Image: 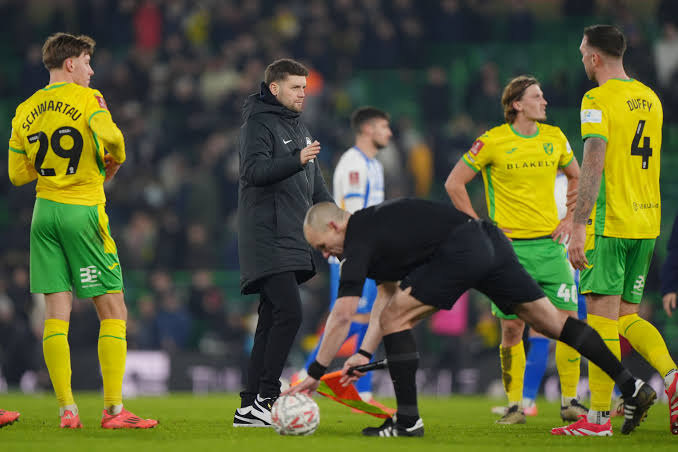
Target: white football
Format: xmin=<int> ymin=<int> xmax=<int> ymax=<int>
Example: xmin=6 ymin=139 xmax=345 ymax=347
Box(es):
xmin=271 ymin=393 xmax=319 ymax=436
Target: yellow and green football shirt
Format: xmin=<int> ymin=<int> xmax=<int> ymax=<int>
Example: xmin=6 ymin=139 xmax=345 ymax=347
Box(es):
xmin=580 ymin=78 xmax=662 ymax=239
xmin=8 ymin=82 xmax=126 ymax=206
xmin=461 ymin=123 xmax=574 ymax=239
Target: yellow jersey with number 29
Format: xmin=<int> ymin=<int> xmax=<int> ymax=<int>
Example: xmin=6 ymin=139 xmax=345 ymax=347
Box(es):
xmin=581 ymin=78 xmax=662 ymax=239
xmin=461 ymin=122 xmax=574 ymax=239
xmin=8 ymin=82 xmax=125 ymax=206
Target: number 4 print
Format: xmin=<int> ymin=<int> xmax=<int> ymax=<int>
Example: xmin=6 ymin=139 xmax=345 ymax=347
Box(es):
xmin=631 ymin=120 xmax=652 ymax=169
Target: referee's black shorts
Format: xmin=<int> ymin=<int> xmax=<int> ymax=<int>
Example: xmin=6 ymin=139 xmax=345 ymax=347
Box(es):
xmin=400 ymin=219 xmax=545 ymax=315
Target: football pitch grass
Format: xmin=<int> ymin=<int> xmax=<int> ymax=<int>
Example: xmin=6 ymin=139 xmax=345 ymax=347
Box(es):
xmin=1 ymin=393 xmax=675 ymax=451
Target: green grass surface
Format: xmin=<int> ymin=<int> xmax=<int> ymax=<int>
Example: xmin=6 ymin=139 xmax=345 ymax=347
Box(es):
xmin=0 ymin=393 xmax=674 ymax=451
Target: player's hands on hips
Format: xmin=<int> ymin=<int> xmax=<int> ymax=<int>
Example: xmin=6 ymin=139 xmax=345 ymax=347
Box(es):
xmin=340 ymin=353 xmax=369 ymax=386
xmin=663 ymin=292 xmax=677 ymax=317
xmin=568 ymin=223 xmax=589 ymax=270
xmin=282 ymin=375 xmax=319 ymax=396
xmin=300 ymin=140 xmax=320 ymax=165
xmin=552 ymin=216 xmax=573 ymax=244
xmin=104 ymin=154 xmax=121 ymax=182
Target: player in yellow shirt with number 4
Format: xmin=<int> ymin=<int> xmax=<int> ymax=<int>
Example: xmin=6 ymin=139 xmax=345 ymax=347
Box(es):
xmin=8 ymin=33 xmax=157 ymax=429
xmin=553 ymin=24 xmax=676 ymax=437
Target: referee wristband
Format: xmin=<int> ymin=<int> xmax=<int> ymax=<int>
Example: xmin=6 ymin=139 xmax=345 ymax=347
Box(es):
xmin=307 ymin=360 xmax=327 ymax=380
xmin=357 ymin=349 xmax=373 ymax=360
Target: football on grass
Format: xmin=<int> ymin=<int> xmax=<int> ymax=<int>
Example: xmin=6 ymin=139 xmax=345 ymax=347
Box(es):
xmin=271 ymin=393 xmax=319 ymax=436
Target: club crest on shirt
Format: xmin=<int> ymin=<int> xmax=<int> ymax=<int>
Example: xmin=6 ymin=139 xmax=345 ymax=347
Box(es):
xmin=306 ymin=137 xmax=312 ymax=146
xmin=95 ymin=95 xmax=108 ymax=110
xmin=470 ymin=140 xmax=484 ymax=155
xmin=543 ymin=143 xmax=553 ymax=155
xmin=349 ymin=171 xmax=360 ymax=186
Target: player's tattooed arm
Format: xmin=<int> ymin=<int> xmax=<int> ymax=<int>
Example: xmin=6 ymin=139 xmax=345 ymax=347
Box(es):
xmin=573 ymin=137 xmax=606 ymax=225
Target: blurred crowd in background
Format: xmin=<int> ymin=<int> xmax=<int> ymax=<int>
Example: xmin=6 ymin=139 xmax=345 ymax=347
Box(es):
xmin=1 ymin=0 xmax=678 ymax=390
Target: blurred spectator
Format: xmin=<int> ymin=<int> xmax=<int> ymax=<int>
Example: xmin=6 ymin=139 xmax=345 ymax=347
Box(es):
xmin=465 ymin=62 xmax=502 ymax=124
xmin=506 ymin=0 xmax=535 ymax=42
xmin=133 ymin=0 xmax=163 ymax=52
xmin=155 ymin=293 xmax=191 ymax=351
xmin=662 ymin=214 xmax=678 ymax=318
xmin=562 ymin=0 xmax=596 ymax=16
xmin=420 ymin=66 xmax=452 ymax=135
xmin=654 ymin=22 xmax=678 ymax=90
xmin=129 ymin=295 xmax=159 ymax=349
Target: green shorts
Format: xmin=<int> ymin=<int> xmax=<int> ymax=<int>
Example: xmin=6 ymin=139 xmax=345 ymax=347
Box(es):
xmin=579 ymin=234 xmax=655 ymax=303
xmin=492 ymin=238 xmax=576 ymax=320
xmin=30 ymin=198 xmax=123 ymax=298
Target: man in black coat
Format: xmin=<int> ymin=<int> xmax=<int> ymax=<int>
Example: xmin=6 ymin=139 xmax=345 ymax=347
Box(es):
xmin=234 ymin=58 xmax=333 ymax=427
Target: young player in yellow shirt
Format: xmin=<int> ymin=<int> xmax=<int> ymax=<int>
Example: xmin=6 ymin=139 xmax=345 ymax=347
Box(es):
xmin=8 ymin=32 xmax=157 ymax=429
xmin=446 ymin=75 xmax=585 ymax=424
xmin=554 ymin=24 xmax=676 ymax=437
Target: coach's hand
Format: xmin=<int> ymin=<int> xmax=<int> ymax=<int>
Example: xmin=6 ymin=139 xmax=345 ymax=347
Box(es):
xmin=340 ymin=353 xmax=369 ymax=386
xmin=104 ymin=154 xmax=121 ymax=182
xmin=300 ymin=140 xmax=321 ymax=165
xmin=663 ymin=292 xmax=676 ymax=317
xmin=282 ymin=375 xmax=319 ymax=396
xmin=568 ymin=223 xmax=589 ymax=270
xmin=552 ymin=215 xmax=572 ymax=245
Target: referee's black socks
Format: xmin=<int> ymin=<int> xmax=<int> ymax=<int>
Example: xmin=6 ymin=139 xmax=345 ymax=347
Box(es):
xmin=559 ymin=317 xmax=636 ymax=398
xmin=383 ymin=330 xmax=420 ymax=427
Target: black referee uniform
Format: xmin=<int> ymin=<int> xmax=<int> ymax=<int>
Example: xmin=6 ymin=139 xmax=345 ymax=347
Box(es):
xmin=338 ymin=198 xmax=544 ymax=313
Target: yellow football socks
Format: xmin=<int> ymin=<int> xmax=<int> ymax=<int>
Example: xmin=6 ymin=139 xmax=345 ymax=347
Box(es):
xmin=619 ymin=313 xmax=677 ymax=378
xmin=499 ymin=341 xmax=525 ymax=406
xmin=43 ymin=319 xmax=75 ymax=408
xmin=555 ymin=340 xmax=580 ymax=400
xmin=98 ymin=319 xmax=127 ymax=409
xmin=587 ymin=314 xmax=620 ymax=412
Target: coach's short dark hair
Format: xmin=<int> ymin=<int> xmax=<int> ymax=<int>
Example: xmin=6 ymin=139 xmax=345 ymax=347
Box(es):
xmin=264 ymin=59 xmax=309 ymax=85
xmin=350 ymin=107 xmax=390 ymax=134
xmin=584 ymin=25 xmax=626 ymax=58
xmin=42 ymin=32 xmax=96 ymax=70
xmin=501 ymin=75 xmax=539 ymax=124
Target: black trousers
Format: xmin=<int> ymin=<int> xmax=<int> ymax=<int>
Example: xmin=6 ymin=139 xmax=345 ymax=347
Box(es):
xmin=240 ymin=271 xmax=303 ymax=403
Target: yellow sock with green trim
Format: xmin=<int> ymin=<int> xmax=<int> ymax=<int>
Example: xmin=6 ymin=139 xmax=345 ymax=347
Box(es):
xmin=555 ymin=340 xmax=580 ymax=400
xmin=618 ymin=313 xmax=677 ymax=377
xmin=587 ymin=314 xmax=619 ymax=411
xmin=98 ymin=319 xmax=127 ymax=408
xmin=499 ymin=341 xmax=525 ymax=405
xmin=43 ymin=319 xmax=75 ymax=407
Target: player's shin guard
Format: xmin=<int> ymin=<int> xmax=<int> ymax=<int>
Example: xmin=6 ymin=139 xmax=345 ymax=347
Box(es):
xmin=98 ymin=319 xmax=127 ymax=410
xmin=558 ymin=316 xmax=634 ymax=402
xmin=499 ymin=341 xmax=525 ymax=406
xmin=555 ymin=340 xmax=581 ymax=400
xmin=383 ymin=330 xmax=419 ymax=427
xmin=618 ymin=314 xmax=677 ymax=377
xmin=43 ymin=319 xmax=75 ymax=408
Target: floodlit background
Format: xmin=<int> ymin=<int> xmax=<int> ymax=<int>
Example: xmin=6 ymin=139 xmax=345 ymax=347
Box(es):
xmin=1 ymin=0 xmax=677 ymax=399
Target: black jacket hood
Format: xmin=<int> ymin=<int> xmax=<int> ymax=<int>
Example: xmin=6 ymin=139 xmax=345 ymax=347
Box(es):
xmin=242 ymin=82 xmax=301 ymax=121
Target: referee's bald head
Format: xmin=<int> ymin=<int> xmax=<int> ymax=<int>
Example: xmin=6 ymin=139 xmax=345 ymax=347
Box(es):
xmin=304 ymin=202 xmax=347 ymax=232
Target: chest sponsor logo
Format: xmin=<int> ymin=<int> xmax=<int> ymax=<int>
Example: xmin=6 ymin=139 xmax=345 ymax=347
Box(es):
xmin=506 ymin=160 xmax=556 ymax=170
xmin=469 ymin=140 xmax=484 ymax=155
xmin=581 ymin=109 xmax=602 ymax=124
xmin=349 ymin=171 xmax=360 ymax=186
xmin=543 ymin=143 xmax=553 ymax=155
